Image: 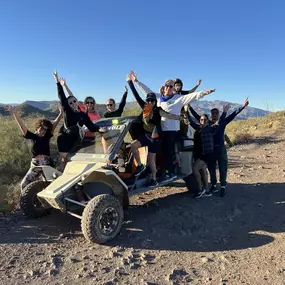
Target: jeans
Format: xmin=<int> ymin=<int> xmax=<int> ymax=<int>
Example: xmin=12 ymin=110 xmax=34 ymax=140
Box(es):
xmin=162 ymin=131 xmax=177 ymax=174
xmin=210 ymin=145 xmax=228 ymax=187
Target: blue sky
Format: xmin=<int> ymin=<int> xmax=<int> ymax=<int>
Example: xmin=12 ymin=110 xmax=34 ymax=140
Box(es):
xmin=0 ymin=0 xmax=284 ymax=111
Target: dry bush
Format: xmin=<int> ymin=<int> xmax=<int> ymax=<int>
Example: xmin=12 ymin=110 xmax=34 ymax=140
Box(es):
xmin=226 ymin=110 xmax=285 ymax=144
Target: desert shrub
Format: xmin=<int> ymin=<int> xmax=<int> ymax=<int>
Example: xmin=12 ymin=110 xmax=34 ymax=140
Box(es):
xmin=232 ymin=132 xmax=254 ymax=145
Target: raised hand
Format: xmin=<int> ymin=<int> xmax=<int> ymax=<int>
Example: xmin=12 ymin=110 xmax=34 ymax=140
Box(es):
xmin=59 ymin=77 xmax=66 ymax=87
xmin=4 ymin=105 xmax=16 ymax=114
xmin=124 ymin=85 xmax=128 ymax=92
xmin=204 ymin=88 xmax=216 ymax=95
xmin=242 ymin=97 xmax=249 ymax=108
xmin=126 ymin=73 xmax=131 ymax=82
xmin=130 ymin=70 xmax=138 ymax=82
xmin=52 ymin=71 xmax=59 ymax=82
xmin=197 ymin=79 xmax=202 ymax=86
xmin=223 ymin=103 xmax=230 ymax=113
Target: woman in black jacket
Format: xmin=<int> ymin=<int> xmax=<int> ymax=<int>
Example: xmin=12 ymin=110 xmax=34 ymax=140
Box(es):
xmin=52 ymin=71 xmax=100 ymax=170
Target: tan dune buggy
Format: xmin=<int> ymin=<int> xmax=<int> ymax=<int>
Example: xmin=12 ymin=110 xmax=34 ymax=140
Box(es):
xmin=20 ymin=116 xmax=195 ymax=244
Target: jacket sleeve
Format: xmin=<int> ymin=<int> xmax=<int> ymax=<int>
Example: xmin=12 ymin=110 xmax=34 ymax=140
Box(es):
xmin=57 ymin=82 xmax=69 ymax=109
xmin=224 ymin=106 xmax=245 ymax=125
xmin=116 ymin=90 xmax=128 ymax=116
xmin=179 ymin=90 xmax=207 ymax=106
xmin=127 ymin=80 xmax=145 ymax=109
xmin=135 ymin=80 xmax=161 ymax=98
xmin=83 ymin=114 xmax=99 ymax=132
xmin=180 ymin=84 xmax=199 ymax=95
xmin=188 ymin=106 xmax=201 ymax=121
xmin=159 ymin=108 xmax=181 ymax=120
xmin=186 ymin=113 xmax=200 ymax=131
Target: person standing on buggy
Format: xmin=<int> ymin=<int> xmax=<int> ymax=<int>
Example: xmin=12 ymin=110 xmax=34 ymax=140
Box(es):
xmin=59 ymin=78 xmax=101 ymax=138
xmin=126 ymin=73 xmax=186 ymax=187
xmin=52 ymin=71 xmax=101 ymax=170
xmin=4 ymin=104 xmax=63 ymax=192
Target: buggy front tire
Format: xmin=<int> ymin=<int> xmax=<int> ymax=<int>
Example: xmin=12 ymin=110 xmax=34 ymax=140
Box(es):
xmin=20 ymin=181 xmax=51 ymax=218
xmin=81 ymin=194 xmax=124 ymax=244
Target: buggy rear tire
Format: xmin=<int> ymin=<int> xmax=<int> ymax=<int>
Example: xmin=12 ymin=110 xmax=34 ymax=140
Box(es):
xmin=20 ymin=181 xmax=51 ymax=218
xmin=81 ymin=194 xmax=124 ymax=244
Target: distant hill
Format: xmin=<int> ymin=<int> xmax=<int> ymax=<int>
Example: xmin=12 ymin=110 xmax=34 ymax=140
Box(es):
xmin=190 ymin=100 xmax=269 ymax=120
xmin=1 ymin=99 xmax=270 ymax=120
xmin=0 ymin=103 xmax=56 ymax=118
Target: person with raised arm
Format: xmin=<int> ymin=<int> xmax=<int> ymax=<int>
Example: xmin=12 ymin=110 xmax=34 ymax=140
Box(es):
xmin=52 ymin=71 xmax=101 ymax=170
xmin=104 ymin=86 xmax=128 ymax=118
xmin=4 ymin=105 xmax=62 ymax=192
xmin=60 ymin=78 xmax=100 ymax=137
xmin=189 ymin=97 xmax=249 ymax=197
xmin=187 ymin=104 xmax=230 ymax=198
xmin=126 ymin=73 xmax=187 ymax=187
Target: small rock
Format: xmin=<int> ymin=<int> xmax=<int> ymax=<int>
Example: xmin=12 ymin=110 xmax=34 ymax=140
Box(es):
xmin=130 ymin=263 xmax=140 ymax=270
xmin=47 ymin=269 xmax=58 ymax=276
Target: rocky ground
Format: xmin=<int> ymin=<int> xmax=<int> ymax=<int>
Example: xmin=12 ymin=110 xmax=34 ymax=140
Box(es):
xmin=1 ymin=135 xmax=285 ymax=285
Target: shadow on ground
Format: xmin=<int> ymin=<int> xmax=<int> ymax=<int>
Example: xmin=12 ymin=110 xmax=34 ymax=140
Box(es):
xmin=1 ymin=182 xmax=285 ymax=254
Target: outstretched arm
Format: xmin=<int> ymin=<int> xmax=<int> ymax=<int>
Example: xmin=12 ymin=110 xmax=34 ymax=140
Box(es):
xmin=188 ymin=105 xmax=201 ymax=121
xmin=130 ymin=70 xmax=160 ymax=97
xmin=180 ymin=88 xmax=216 ymax=106
xmin=180 ymin=79 xmax=202 ymax=95
xmin=126 ymin=74 xmax=145 ymax=109
xmin=116 ymin=86 xmax=128 ymax=115
xmin=52 ymin=105 xmax=63 ymax=133
xmin=53 ymin=72 xmax=69 ymax=109
xmin=185 ymin=112 xmax=200 ymax=131
xmin=224 ymin=97 xmax=249 ymax=125
xmin=5 ymin=105 xmax=28 ymax=136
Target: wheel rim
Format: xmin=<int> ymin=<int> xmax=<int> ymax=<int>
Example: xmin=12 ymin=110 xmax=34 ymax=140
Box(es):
xmin=32 ymin=193 xmax=43 ymax=210
xmin=98 ymin=207 xmax=119 ymax=235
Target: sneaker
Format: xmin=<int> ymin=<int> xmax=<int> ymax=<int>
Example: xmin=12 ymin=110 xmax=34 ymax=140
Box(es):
xmin=134 ymin=164 xmax=145 ymax=176
xmin=148 ymin=179 xmax=159 ymax=188
xmin=193 ymin=189 xmax=206 ymax=199
xmin=220 ymin=186 xmax=226 ymax=197
xmin=204 ymin=191 xmax=212 ymax=197
xmin=164 ymin=173 xmax=177 ymax=181
xmin=210 ymin=184 xmax=218 ymax=193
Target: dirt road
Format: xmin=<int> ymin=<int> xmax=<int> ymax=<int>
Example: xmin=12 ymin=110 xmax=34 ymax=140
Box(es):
xmin=1 ymin=135 xmax=285 ymax=285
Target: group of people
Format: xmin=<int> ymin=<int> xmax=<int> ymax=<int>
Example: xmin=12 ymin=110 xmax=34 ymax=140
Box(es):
xmin=5 ymin=70 xmax=249 ymax=198
xmin=5 ymin=71 xmax=129 ymax=192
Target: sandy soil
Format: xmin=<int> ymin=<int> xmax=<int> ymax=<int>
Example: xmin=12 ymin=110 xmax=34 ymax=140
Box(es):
xmin=1 ymin=135 xmax=285 ymax=285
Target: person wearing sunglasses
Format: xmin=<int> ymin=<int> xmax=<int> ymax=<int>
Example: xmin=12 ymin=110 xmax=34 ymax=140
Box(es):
xmin=4 ymin=104 xmax=63 ymax=192
xmin=104 ymin=86 xmax=128 ymax=118
xmin=52 ymin=71 xmax=101 ymax=170
xmin=129 ymin=71 xmax=216 ymax=180
xmin=187 ymin=104 xmax=229 ymax=198
xmin=79 ymin=96 xmax=101 ymax=137
xmin=188 ymin=97 xmax=249 ymax=197
xmin=126 ymin=73 xmax=186 ymax=187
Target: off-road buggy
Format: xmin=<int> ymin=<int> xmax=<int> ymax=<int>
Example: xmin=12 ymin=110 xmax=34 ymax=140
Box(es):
xmin=20 ymin=116 xmax=195 ymax=244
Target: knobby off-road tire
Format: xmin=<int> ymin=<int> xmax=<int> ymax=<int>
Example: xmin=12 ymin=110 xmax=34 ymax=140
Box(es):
xmin=81 ymin=194 xmax=124 ymax=244
xmin=20 ymin=181 xmax=51 ymax=218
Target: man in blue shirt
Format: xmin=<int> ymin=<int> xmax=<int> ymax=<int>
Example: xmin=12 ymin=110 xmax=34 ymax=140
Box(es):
xmin=189 ymin=97 xmax=249 ymax=197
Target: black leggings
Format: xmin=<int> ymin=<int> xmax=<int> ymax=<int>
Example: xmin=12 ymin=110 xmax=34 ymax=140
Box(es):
xmin=162 ymin=131 xmax=177 ymax=174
